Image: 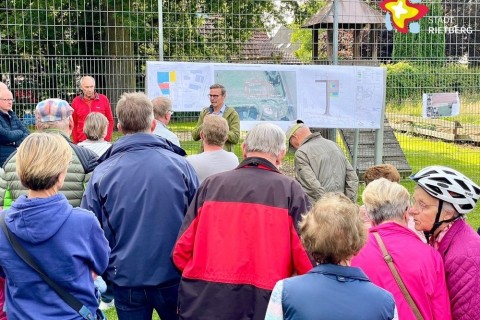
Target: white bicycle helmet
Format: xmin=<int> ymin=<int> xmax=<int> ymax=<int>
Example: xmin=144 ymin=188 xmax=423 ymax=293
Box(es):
xmin=410 ymin=165 xmax=480 ymax=215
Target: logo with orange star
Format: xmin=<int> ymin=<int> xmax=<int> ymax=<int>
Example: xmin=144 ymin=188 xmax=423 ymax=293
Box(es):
xmin=380 ymin=0 xmax=429 ymax=33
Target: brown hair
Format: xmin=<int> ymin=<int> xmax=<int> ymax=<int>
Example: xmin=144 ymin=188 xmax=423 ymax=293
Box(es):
xmin=202 ymin=115 xmax=228 ymax=146
xmin=116 ymin=92 xmax=153 ymax=134
xmin=299 ymin=193 xmax=366 ymax=264
xmin=364 ymin=164 xmax=400 ymax=185
xmin=151 ymin=96 xmax=172 ymax=118
xmin=210 ymin=83 xmax=226 ymax=96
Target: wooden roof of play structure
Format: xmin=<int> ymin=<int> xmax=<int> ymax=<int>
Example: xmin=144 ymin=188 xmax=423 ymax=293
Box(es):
xmin=303 ymin=0 xmax=384 ymax=29
xmin=301 ymin=0 xmax=385 ymax=62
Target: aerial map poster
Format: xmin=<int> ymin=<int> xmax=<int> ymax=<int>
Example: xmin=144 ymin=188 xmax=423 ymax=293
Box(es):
xmin=146 ymin=61 xmax=386 ymax=130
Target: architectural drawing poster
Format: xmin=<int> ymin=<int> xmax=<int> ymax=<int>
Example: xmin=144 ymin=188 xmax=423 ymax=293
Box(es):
xmin=146 ymin=61 xmax=386 ymax=130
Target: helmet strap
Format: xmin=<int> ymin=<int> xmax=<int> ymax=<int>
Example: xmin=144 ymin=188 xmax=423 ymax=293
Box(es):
xmin=425 ymin=200 xmax=444 ymax=245
xmin=425 ymin=200 xmax=461 ymax=245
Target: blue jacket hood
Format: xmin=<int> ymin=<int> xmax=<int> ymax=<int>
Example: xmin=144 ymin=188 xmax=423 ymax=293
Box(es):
xmin=98 ymin=133 xmax=186 ymax=163
xmin=6 ymin=194 xmax=72 ymax=244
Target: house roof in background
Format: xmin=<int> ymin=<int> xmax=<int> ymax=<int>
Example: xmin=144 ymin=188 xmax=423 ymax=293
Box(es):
xmin=270 ymin=26 xmax=300 ymax=57
xmin=237 ymin=31 xmax=302 ymax=64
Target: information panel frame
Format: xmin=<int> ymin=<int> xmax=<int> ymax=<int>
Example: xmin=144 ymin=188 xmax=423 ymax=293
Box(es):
xmin=146 ymin=61 xmax=386 ymax=130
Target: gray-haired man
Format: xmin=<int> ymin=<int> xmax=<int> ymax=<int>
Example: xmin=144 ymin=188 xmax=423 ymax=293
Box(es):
xmin=173 ymin=123 xmax=312 ymax=319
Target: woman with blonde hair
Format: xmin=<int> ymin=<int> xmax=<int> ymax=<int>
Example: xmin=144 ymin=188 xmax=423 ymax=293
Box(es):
xmin=352 ymin=178 xmax=451 ymax=320
xmin=265 ymin=192 xmax=397 ymax=320
xmin=0 ymin=132 xmax=110 ymax=319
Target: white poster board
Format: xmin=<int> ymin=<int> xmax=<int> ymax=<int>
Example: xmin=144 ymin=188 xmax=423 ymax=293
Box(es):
xmin=422 ymin=92 xmax=460 ymax=118
xmin=146 ymin=61 xmax=386 ymax=130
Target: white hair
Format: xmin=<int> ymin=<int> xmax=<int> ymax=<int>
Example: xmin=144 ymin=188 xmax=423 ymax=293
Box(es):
xmin=363 ymin=178 xmax=410 ymax=225
xmin=244 ymin=123 xmax=286 ymax=157
xmin=80 ymin=76 xmax=95 ymax=86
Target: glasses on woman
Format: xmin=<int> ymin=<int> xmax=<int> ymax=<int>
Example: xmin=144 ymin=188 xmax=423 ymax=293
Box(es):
xmin=410 ymin=198 xmax=437 ymax=213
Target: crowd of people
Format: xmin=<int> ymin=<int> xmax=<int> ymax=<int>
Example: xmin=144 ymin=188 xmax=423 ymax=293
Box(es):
xmin=0 ymin=79 xmax=479 ymax=320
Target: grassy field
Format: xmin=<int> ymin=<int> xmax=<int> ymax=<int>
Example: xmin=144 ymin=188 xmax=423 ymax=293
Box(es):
xmin=103 ymin=309 xmax=160 ymax=319
xmin=384 ymin=99 xmax=480 ymax=228
xmin=386 ymin=98 xmax=480 ymax=125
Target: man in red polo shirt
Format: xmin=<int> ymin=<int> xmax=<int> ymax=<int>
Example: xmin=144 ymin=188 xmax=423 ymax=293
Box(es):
xmin=71 ymin=76 xmax=114 ymax=143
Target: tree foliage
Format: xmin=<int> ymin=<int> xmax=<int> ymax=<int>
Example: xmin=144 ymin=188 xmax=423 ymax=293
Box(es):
xmin=288 ymin=0 xmax=326 ymax=63
xmin=443 ymin=0 xmax=480 ymax=64
xmin=392 ymin=0 xmax=445 ymax=62
xmin=0 ymin=0 xmax=319 ymax=97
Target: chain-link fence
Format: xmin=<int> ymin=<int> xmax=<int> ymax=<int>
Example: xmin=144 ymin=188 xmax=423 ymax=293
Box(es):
xmin=1 ymin=0 xmax=479 ymax=208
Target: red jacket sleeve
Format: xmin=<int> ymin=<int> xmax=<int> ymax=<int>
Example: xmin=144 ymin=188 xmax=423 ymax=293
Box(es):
xmin=103 ymin=96 xmax=114 ymax=142
xmin=172 ymin=186 xmax=205 ymax=272
xmin=71 ymin=98 xmax=80 ymax=143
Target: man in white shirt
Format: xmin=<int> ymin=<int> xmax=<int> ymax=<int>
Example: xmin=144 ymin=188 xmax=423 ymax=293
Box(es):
xmin=187 ymin=115 xmax=239 ymax=183
xmin=151 ymin=96 xmax=181 ymax=147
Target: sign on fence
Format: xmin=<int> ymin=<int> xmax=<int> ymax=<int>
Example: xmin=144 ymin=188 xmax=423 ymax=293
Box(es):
xmin=422 ymin=92 xmax=460 ymax=118
xmin=146 ymin=62 xmax=386 ymax=130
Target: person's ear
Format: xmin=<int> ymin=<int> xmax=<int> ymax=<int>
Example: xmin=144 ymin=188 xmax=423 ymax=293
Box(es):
xmin=150 ymin=119 xmax=157 ymax=132
xmin=241 ymin=142 xmax=247 ymax=159
xmin=68 ymin=116 xmax=74 ymax=130
xmin=56 ymin=170 xmax=68 ymax=190
xmin=442 ymin=208 xmax=456 ymax=221
xmin=403 ymin=209 xmax=409 ymax=224
xmin=117 ymin=122 xmax=123 ymax=134
xmin=275 ymin=149 xmax=286 ymax=167
xmin=200 ymin=131 xmax=204 ymax=140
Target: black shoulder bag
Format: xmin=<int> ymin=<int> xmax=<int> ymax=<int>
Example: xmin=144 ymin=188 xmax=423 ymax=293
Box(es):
xmin=0 ymin=214 xmax=105 ymax=320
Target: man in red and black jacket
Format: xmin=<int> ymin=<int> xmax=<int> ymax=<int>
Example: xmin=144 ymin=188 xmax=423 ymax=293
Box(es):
xmin=173 ymin=123 xmax=313 ymax=320
xmin=71 ymin=76 xmax=114 ymax=143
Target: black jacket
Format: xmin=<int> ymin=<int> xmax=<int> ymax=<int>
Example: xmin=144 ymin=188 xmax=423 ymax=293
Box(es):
xmin=0 ymin=110 xmax=29 ymax=166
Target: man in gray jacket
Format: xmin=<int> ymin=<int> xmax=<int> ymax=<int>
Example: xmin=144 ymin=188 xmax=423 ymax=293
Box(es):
xmin=286 ymin=121 xmax=358 ymax=205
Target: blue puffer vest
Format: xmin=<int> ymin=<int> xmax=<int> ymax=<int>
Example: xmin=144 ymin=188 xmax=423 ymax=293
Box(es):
xmin=282 ymin=264 xmax=396 ymax=320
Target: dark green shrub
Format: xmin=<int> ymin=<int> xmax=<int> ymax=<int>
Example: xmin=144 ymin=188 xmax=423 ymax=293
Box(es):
xmin=385 ymin=62 xmax=480 ymax=103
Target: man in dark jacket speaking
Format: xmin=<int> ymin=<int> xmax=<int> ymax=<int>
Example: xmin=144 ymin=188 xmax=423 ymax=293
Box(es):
xmin=82 ymin=92 xmax=199 ymax=320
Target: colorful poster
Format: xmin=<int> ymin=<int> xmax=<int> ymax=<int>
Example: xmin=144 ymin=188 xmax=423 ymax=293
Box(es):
xmin=422 ymin=92 xmax=460 ymax=118
xmin=146 ymin=62 xmax=386 ymax=129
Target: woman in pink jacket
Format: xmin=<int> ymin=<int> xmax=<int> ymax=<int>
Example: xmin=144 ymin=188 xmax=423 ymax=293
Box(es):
xmin=410 ymin=166 xmax=480 ymax=319
xmin=352 ymin=178 xmax=451 ymax=320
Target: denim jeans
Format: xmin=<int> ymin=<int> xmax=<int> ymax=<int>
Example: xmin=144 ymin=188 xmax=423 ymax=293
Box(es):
xmin=113 ymin=283 xmax=179 ymax=320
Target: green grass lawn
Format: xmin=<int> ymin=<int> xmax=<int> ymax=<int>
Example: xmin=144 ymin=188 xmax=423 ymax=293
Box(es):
xmin=103 ymin=309 xmax=160 ymax=319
